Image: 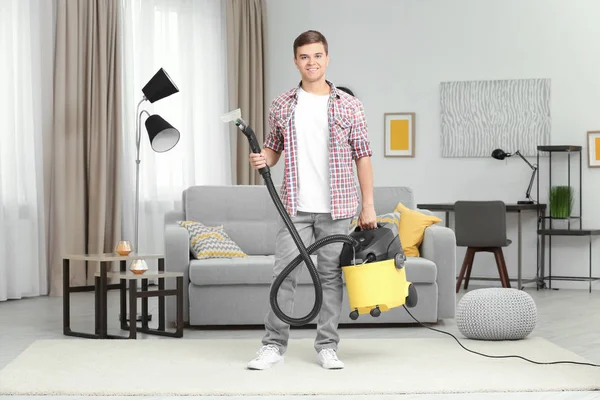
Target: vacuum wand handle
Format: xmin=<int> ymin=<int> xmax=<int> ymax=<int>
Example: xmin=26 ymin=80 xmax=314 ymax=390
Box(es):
xmin=246 ymin=127 xmax=262 ymax=154
xmin=238 ymin=122 xmax=270 ymax=175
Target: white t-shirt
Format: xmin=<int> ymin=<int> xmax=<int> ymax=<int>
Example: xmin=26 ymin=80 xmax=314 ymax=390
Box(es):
xmin=295 ymin=87 xmax=331 ymax=213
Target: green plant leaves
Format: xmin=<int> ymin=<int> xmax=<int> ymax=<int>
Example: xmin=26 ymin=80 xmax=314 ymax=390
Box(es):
xmin=549 ymin=185 xmax=574 ymax=219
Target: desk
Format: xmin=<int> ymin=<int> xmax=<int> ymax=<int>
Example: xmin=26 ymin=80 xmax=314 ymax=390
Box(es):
xmin=416 ymin=203 xmax=546 ymax=290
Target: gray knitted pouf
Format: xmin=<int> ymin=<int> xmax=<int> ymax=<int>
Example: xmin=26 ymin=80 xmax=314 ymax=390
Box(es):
xmin=456 ymin=288 xmax=537 ymax=340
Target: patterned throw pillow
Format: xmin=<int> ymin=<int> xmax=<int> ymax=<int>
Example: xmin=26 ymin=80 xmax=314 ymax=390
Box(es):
xmin=177 ymin=221 xmax=247 ymax=260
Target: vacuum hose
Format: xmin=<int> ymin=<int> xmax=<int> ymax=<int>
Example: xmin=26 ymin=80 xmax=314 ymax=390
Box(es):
xmin=234 ymin=119 xmax=358 ymax=326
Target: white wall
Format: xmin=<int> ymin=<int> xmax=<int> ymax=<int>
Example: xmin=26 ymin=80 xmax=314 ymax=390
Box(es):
xmin=263 ymin=0 xmax=600 ymax=289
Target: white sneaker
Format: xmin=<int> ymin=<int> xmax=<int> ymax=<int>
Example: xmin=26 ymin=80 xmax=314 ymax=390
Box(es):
xmin=247 ymin=344 xmax=284 ymax=370
xmin=317 ymin=348 xmax=344 ymax=369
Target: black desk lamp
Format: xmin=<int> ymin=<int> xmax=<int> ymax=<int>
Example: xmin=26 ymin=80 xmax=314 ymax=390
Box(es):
xmin=134 ymin=68 xmax=181 ymax=251
xmin=491 ymin=148 xmax=538 ymax=204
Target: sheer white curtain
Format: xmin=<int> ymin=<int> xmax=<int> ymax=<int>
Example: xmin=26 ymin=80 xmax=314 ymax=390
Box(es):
xmin=120 ymin=0 xmax=231 ymax=265
xmin=0 ymin=0 xmax=53 ymax=301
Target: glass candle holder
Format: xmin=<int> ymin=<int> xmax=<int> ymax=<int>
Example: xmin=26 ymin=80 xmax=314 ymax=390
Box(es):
xmin=115 ymin=240 xmax=133 ymax=256
xmin=130 ymin=259 xmax=148 ymax=275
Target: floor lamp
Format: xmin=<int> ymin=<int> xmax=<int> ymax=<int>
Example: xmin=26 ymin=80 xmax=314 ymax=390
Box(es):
xmin=134 ymin=68 xmax=181 ymax=253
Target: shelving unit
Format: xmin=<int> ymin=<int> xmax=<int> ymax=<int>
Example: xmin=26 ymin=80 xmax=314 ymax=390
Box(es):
xmin=536 ymin=145 xmax=600 ymax=292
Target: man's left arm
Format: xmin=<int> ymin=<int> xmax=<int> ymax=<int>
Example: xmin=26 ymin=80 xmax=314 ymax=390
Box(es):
xmin=356 ymin=156 xmax=376 ymax=227
xmin=350 ymin=101 xmax=376 ymax=229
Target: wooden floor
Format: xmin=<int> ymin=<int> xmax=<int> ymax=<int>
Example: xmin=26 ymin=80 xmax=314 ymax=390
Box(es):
xmin=1 ymin=285 xmax=599 ymax=399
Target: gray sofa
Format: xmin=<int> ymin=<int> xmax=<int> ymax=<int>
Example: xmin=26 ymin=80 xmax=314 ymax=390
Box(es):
xmin=164 ymin=185 xmax=456 ymax=327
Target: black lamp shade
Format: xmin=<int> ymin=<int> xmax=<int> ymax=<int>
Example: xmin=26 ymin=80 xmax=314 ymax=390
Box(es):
xmin=491 ymin=149 xmax=508 ymax=160
xmin=145 ymin=114 xmax=180 ymax=152
xmin=142 ymin=68 xmax=179 ymax=103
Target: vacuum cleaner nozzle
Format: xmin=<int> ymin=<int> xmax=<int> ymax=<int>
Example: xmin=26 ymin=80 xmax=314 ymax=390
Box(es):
xmin=221 ymin=109 xmax=249 ymax=131
xmin=235 ymin=118 xmax=249 ymax=130
xmin=221 ymin=108 xmax=242 ymax=123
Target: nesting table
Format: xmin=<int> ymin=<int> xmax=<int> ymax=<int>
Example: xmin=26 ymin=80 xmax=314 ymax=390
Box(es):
xmin=62 ymin=253 xmax=183 ymax=339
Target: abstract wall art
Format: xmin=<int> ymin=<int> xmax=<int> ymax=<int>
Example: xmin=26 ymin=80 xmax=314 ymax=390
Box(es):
xmin=440 ymin=78 xmax=551 ymax=158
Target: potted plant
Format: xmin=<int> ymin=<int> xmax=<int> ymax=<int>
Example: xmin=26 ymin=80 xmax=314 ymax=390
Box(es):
xmin=549 ymin=185 xmax=574 ymax=219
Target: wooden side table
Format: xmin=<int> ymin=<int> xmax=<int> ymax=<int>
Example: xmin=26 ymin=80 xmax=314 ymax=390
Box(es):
xmin=94 ymin=271 xmax=184 ymax=339
xmin=62 ymin=253 xmax=164 ymax=339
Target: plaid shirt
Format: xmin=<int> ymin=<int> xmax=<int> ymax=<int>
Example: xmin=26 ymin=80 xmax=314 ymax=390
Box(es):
xmin=264 ymin=81 xmax=373 ymax=219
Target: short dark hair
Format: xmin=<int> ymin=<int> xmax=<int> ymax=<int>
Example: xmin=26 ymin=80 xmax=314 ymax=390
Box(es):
xmin=293 ymin=30 xmax=328 ymax=58
xmin=337 ymin=86 xmax=354 ymax=96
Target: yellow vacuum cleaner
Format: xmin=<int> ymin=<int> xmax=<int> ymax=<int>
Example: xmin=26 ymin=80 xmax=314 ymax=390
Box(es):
xmin=223 ymin=109 xmax=417 ymax=326
xmin=339 ymin=224 xmax=418 ymax=320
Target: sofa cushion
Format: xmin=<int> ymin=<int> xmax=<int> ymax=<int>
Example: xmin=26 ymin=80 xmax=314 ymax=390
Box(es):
xmin=183 ymin=185 xmax=279 ymax=256
xmin=361 ymin=186 xmax=416 ymax=215
xmin=189 ymin=255 xmax=274 ymax=285
xmin=189 ymin=255 xmax=436 ymax=286
xmin=182 ymin=185 xmax=417 ymax=257
xmin=189 ymin=255 xmax=315 ymax=285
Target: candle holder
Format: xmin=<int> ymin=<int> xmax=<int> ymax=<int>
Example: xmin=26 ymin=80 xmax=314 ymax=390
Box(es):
xmin=115 ymin=240 xmax=133 ymax=256
xmin=130 ymin=259 xmax=148 ymax=275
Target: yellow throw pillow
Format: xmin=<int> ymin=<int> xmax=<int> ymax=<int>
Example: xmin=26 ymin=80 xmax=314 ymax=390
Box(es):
xmin=393 ymin=202 xmax=442 ymax=257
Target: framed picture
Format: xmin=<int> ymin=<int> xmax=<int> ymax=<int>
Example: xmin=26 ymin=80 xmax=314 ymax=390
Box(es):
xmin=587 ymin=130 xmax=600 ymax=168
xmin=384 ymin=112 xmax=415 ymax=157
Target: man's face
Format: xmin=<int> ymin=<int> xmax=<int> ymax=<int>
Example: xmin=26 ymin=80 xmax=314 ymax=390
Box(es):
xmin=294 ymin=42 xmax=329 ymax=84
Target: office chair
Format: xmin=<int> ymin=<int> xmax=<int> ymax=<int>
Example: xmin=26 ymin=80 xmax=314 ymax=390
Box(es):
xmin=454 ymin=200 xmax=512 ymax=292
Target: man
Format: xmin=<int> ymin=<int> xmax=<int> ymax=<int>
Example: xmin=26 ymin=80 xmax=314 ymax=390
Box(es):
xmin=247 ymin=30 xmax=376 ymax=370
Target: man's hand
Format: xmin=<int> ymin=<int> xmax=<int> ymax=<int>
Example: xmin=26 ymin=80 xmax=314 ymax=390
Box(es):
xmin=358 ymin=204 xmax=377 ymax=230
xmin=249 ymin=150 xmax=267 ymax=170
xmin=249 ymin=148 xmax=281 ymax=170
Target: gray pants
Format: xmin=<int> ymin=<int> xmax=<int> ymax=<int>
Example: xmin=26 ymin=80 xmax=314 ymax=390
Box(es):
xmin=262 ymin=211 xmax=351 ymax=354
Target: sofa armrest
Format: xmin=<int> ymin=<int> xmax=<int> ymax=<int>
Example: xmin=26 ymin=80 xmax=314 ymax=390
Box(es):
xmin=164 ymin=211 xmax=190 ymax=326
xmin=420 ymin=224 xmax=456 ymax=319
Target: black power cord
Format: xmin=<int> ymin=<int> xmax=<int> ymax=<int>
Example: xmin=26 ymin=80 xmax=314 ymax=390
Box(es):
xmin=402 ymin=305 xmax=600 ymax=368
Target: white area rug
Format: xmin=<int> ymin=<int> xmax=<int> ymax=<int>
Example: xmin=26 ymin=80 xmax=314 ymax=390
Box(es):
xmin=0 ymin=337 xmax=599 ymax=396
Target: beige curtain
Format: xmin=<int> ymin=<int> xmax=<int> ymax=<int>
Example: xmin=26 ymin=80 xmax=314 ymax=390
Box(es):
xmin=226 ymin=0 xmax=266 ymax=185
xmin=49 ymin=0 xmax=123 ymax=295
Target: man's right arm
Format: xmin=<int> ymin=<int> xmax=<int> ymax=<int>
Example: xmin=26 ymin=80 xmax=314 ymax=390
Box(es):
xmin=250 ymin=102 xmax=284 ymax=169
xmin=262 ymin=102 xmax=285 ymax=167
